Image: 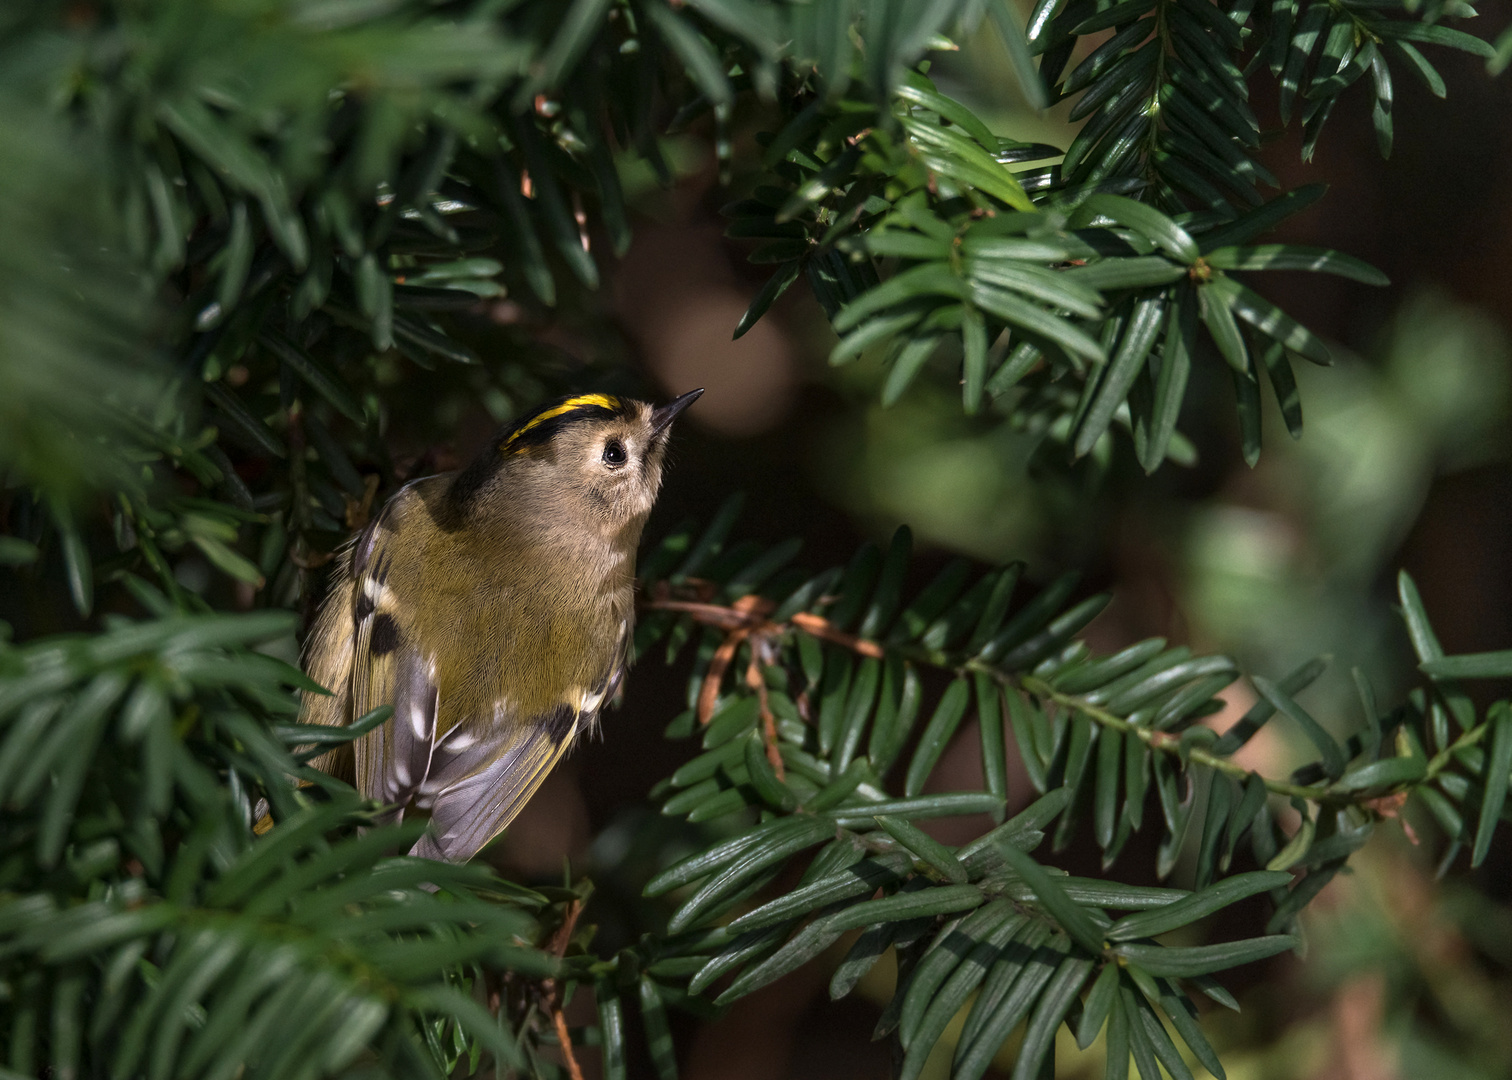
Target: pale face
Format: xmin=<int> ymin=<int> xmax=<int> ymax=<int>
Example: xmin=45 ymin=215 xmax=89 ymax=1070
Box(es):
xmin=456 ymin=393 xmax=697 ymax=547
xmin=555 ymin=406 xmax=668 ymax=528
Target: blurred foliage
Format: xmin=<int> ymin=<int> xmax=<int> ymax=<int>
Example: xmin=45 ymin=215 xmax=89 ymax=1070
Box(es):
xmin=0 ymin=85 xmax=153 ymax=502
xmin=0 ymin=0 xmax=1509 ymax=1078
xmin=1183 ymin=292 xmax=1511 ymax=674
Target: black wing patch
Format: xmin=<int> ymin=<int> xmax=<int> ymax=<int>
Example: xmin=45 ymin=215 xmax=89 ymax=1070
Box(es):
xmin=369 ymin=613 xmax=400 ymax=656
xmin=348 ymin=513 xmax=437 ymax=818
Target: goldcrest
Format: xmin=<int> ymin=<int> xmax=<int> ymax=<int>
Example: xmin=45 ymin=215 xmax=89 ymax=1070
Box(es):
xmin=300 ymin=389 xmax=703 ymax=861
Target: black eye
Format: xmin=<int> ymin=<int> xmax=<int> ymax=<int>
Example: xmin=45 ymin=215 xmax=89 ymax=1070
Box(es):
xmin=602 ymin=439 xmax=627 ymax=467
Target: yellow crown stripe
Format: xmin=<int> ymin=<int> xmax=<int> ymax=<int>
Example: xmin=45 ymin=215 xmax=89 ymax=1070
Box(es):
xmin=503 ymin=394 xmax=622 ymax=450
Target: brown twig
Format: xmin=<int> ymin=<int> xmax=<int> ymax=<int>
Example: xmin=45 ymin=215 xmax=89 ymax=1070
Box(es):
xmin=641 ymin=594 xmax=887 ymax=659
xmin=550 ymin=1009 xmax=584 ymax=1080
xmin=649 ymin=597 xmax=767 ymax=631
xmin=538 ymin=899 xmax=586 ymax=1080
xmin=745 ymin=637 xmax=785 ymax=779
xmin=643 ymin=589 xmax=1450 ymax=838
xmin=694 ymin=594 xmax=776 ymax=724
xmin=699 ymin=628 xmax=751 ymax=724
xmin=789 ymin=612 xmax=886 ymax=659
xmin=547 ymin=898 xmax=583 ymax=958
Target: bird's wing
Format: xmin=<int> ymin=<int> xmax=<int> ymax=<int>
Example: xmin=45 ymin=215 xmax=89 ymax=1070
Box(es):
xmin=348 ymin=514 xmax=437 ymax=815
xmin=297 ymin=546 xmax=359 ymax=781
xmin=409 ymin=623 xmax=630 ymax=863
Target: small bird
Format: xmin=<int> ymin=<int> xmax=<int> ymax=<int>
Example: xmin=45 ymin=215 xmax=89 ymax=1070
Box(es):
xmin=300 ymin=389 xmax=703 ymax=862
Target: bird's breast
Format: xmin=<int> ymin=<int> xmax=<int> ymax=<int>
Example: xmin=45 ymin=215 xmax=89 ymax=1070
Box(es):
xmin=412 ymin=536 xmax=633 ymax=728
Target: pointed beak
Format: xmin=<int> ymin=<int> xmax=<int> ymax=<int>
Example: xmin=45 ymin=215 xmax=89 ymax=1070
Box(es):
xmin=650 ymin=388 xmax=704 ymax=438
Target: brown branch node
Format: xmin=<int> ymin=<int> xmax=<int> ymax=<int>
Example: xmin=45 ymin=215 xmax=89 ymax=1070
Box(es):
xmin=642 ymin=594 xmax=886 ymax=756
xmin=641 ymin=591 xmax=898 ymax=777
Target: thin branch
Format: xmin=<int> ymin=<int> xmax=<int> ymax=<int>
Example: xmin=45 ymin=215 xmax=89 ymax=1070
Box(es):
xmin=790 ymin=612 xmax=886 ymax=658
xmin=641 ymin=594 xmax=891 ymax=659
xmin=1023 ymin=675 xmax=1322 ymax=801
xmin=699 ymin=628 xmax=751 ymax=723
xmin=643 ymin=590 xmax=1463 ymax=821
xmin=745 ymin=637 xmax=786 ymax=778
xmin=1026 ymin=675 xmax=1492 ymax=810
xmin=538 ymin=899 xmax=586 ymax=1080
xmin=551 ymin=1009 xmax=585 ymax=1080
xmin=645 ymin=597 xmax=763 ymax=631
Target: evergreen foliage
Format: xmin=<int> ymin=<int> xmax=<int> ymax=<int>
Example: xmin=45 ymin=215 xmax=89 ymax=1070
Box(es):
xmin=0 ymin=0 xmax=1508 ymax=1077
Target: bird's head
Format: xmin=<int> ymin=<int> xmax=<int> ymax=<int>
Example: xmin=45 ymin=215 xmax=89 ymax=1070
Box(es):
xmin=445 ymin=389 xmax=703 ymax=541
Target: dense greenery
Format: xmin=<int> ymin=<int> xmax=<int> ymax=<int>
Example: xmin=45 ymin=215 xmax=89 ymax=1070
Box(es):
xmin=1 ymin=0 xmax=1509 ymax=1077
